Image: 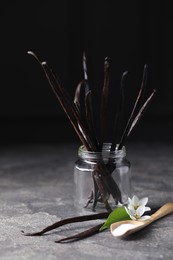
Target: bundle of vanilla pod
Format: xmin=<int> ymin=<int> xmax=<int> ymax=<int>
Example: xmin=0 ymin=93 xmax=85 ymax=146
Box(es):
xmin=28 ymin=51 xmax=156 ymax=212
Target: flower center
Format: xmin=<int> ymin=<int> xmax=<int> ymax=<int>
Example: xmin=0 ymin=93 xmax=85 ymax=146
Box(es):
xmin=134 ymin=212 xmax=140 ymax=219
xmin=133 ymin=204 xmax=139 ymax=210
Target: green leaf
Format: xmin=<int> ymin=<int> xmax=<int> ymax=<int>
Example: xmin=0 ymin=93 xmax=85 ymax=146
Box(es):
xmin=99 ymin=207 xmax=130 ymax=232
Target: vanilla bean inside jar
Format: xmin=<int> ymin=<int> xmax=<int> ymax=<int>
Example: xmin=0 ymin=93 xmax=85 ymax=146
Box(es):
xmin=74 ymin=143 xmax=131 ymax=212
xmin=27 ymin=51 xmax=156 ymax=213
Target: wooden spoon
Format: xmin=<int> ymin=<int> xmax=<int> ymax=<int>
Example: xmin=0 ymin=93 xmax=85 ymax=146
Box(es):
xmin=110 ymin=202 xmax=173 ymax=238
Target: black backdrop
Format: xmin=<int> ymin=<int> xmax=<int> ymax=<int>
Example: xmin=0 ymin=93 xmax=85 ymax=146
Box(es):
xmin=0 ymin=1 xmax=172 ymax=144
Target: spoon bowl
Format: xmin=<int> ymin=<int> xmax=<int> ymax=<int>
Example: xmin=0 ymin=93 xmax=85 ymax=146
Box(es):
xmin=110 ymin=202 xmax=173 ymax=238
xmin=110 ymin=219 xmax=150 ymax=237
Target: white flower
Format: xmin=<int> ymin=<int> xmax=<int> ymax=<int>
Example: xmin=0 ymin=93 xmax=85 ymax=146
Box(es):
xmin=125 ymin=195 xmax=151 ymax=221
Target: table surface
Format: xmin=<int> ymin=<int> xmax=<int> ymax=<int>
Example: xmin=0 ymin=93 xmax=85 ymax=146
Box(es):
xmin=0 ymin=142 xmax=173 ymax=260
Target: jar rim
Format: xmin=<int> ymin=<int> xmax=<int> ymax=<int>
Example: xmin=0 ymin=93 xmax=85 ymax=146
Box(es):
xmin=78 ymin=143 xmax=126 ymax=160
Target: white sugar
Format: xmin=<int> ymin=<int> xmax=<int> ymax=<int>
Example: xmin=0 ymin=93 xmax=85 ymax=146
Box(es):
xmin=111 ymin=223 xmax=136 ymax=237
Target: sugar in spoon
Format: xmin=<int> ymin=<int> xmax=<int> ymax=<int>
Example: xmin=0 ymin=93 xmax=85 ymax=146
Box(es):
xmin=110 ymin=202 xmax=173 ymax=238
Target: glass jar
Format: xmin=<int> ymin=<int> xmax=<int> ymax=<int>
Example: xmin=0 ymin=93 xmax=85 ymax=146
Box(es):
xmin=74 ymin=143 xmax=131 ymax=212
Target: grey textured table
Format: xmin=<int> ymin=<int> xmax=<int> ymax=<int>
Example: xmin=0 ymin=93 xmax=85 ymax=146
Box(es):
xmin=0 ymin=142 xmax=173 ymax=260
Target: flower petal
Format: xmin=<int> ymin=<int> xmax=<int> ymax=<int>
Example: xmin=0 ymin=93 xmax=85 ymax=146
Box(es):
xmin=125 ymin=207 xmax=136 ymax=220
xmin=139 ymin=197 xmax=148 ymax=206
xmin=128 ymin=197 xmax=132 ymax=205
xmin=129 ymin=208 xmax=135 ymax=215
xmin=130 ymin=215 xmax=136 ymax=220
xmin=124 ymin=206 xmax=129 ymax=215
xmin=136 ymin=205 xmax=145 ymax=216
xmin=128 ymin=204 xmax=135 ymax=211
xmin=132 ymin=195 xmax=139 ymax=206
xmin=139 ymin=215 xmax=151 ymax=221
xmin=144 ymin=206 xmax=151 ymax=212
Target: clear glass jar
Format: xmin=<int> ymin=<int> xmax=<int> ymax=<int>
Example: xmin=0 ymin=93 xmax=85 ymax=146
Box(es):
xmin=74 ymin=143 xmax=131 ymax=212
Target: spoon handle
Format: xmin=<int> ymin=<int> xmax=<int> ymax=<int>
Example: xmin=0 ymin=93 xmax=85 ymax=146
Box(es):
xmin=150 ymin=202 xmax=173 ymax=222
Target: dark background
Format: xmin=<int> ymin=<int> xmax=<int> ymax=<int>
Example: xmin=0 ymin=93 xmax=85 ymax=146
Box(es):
xmin=0 ymin=0 xmax=172 ymax=145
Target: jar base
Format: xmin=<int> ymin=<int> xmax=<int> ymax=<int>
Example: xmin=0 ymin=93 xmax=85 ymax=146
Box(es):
xmin=74 ymin=195 xmax=129 ymax=213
